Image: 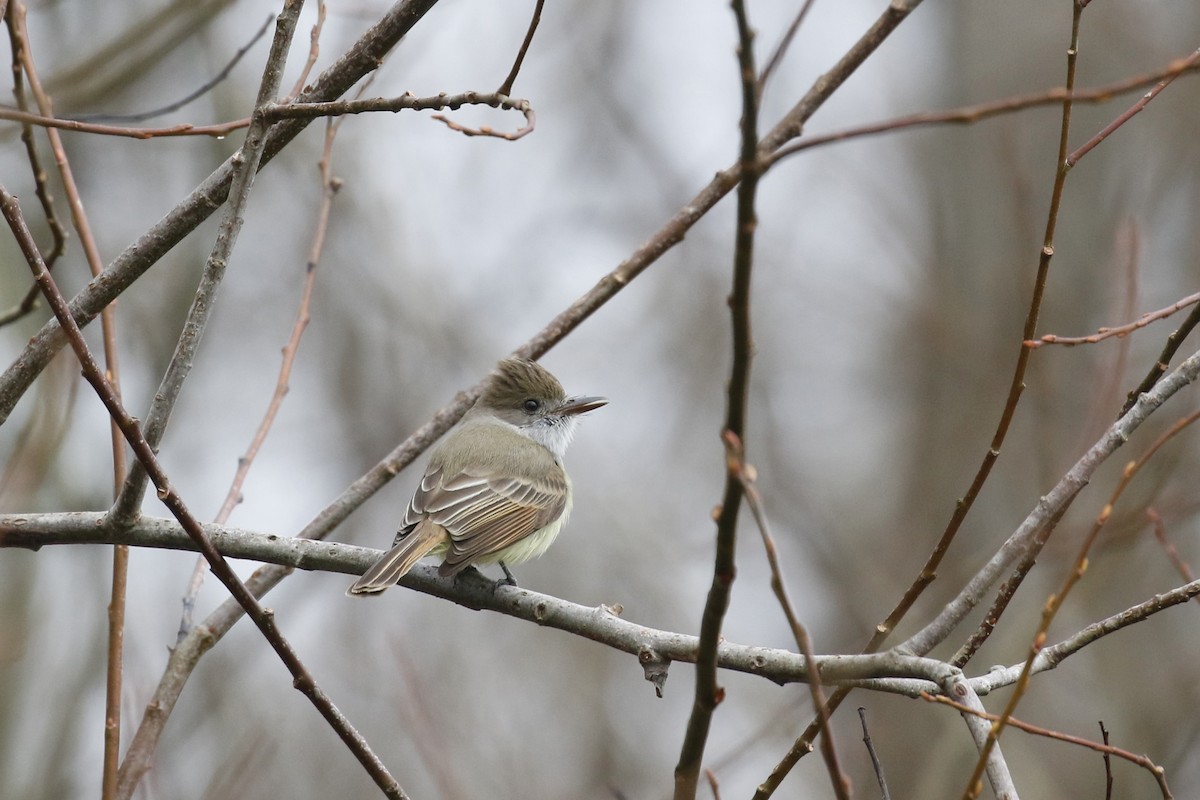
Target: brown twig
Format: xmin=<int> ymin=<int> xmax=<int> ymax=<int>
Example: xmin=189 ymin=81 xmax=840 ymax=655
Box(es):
xmin=1100 ymin=722 xmax=1114 ymax=800
xmin=966 ymin=403 xmax=1200 ymax=798
xmin=112 ymin=0 xmax=305 ymax=524
xmin=286 ymin=0 xmax=324 ymax=100
xmin=0 ymin=184 xmax=409 ymax=800
xmin=0 ymin=6 xmax=66 ymax=327
xmin=0 ymin=0 xmax=444 ymax=425
xmin=704 ymin=769 xmax=722 ymax=800
xmin=1146 ymin=507 xmax=1199 ymax=596
xmin=756 ymin=0 xmax=817 ymax=96
xmin=496 ymin=0 xmax=544 ymax=96
xmin=70 ymin=14 xmax=275 ymax=124
xmin=1122 ymin=300 xmax=1200 ymax=416
xmin=0 ymin=104 xmax=251 ymax=138
xmin=950 ymin=505 xmax=1068 ymax=668
xmin=767 ymin=49 xmax=1200 ymax=167
xmin=1027 ymin=290 xmax=1200 ymax=348
xmin=7 ymin=6 xmax=130 ymax=795
xmin=1066 ymin=48 xmax=1200 ymax=167
xmin=858 ymin=708 xmax=890 ymax=800
xmin=924 ymin=692 xmax=1172 ymax=799
xmin=673 ymin=3 xmax=760 ymax=797
xmin=724 ymin=431 xmax=849 ymax=799
xmin=177 ymin=86 xmax=345 ymax=640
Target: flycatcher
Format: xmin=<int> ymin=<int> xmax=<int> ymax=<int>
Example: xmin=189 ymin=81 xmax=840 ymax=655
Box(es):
xmin=347 ymin=358 xmax=606 ymax=595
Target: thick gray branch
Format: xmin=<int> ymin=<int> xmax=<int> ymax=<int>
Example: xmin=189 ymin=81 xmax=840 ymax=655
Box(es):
xmin=1 ymin=511 xmax=955 ymax=691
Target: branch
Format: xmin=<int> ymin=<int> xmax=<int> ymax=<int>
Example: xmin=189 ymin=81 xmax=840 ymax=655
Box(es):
xmin=0 ymin=183 xmax=409 ymax=800
xmin=674 ymin=2 xmax=761 ymax=797
xmin=10 ymin=511 xmax=1199 ymax=705
xmin=898 ymin=344 xmax=1200 ymax=657
xmin=922 ymin=694 xmax=1172 ymax=798
xmin=0 ymin=0 xmax=445 ymax=424
xmin=262 ymin=90 xmax=537 ymax=140
xmin=1026 ymin=290 xmax=1200 ymax=348
xmin=112 ymin=0 xmax=307 ymax=521
xmin=0 ymin=510 xmax=966 ymax=690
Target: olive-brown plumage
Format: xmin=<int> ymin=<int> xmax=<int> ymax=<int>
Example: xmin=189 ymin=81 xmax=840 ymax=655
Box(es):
xmin=347 ymin=359 xmax=605 ymax=595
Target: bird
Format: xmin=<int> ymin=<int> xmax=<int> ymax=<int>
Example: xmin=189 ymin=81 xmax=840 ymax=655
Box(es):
xmin=347 ymin=358 xmax=606 ymax=595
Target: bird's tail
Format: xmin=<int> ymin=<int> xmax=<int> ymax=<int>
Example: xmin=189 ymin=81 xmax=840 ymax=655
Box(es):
xmin=346 ymin=520 xmax=447 ymax=596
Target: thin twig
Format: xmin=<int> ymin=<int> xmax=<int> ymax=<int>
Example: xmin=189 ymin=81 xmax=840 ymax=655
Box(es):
xmin=261 ymin=90 xmax=537 ymax=140
xmin=1066 ymin=48 xmax=1200 ymax=167
xmin=1122 ymin=301 xmax=1200 ymax=415
xmin=857 ymin=708 xmax=890 ymax=800
xmin=767 ymin=50 xmax=1200 ymax=167
xmin=0 ymin=0 xmax=445 ymax=425
xmin=0 ymin=4 xmax=66 ymax=327
xmin=673 ymin=3 xmax=760 ymax=797
xmin=7 ymin=6 xmax=130 ymax=795
xmin=112 ymin=0 xmax=305 ymax=523
xmin=0 ymin=104 xmax=251 ymax=138
xmin=751 ymin=7 xmax=931 ymax=796
xmin=924 ymin=694 xmax=1171 ymax=799
xmin=967 ymin=404 xmax=1200 ymax=797
xmin=496 ymin=0 xmax=544 ymax=96
xmin=1146 ymin=508 xmax=1199 ymax=602
xmin=286 ymin=0 xmax=324 ymax=100
xmin=1027 ymin=290 xmax=1200 ymax=348
xmin=0 ymin=184 xmax=409 ymax=800
xmin=756 ymin=0 xmax=817 ymax=95
xmin=178 ymin=84 xmax=346 ymax=641
xmin=70 ymin=15 xmax=275 ymax=124
xmin=1100 ymin=722 xmax=1114 ymax=800
xmin=724 ymin=431 xmax=849 ymax=799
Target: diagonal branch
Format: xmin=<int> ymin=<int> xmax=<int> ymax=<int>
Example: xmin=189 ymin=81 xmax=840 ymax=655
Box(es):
xmin=0 ymin=0 xmax=444 ymax=424
xmin=112 ymin=0 xmax=304 ymax=521
xmin=0 ymin=185 xmax=409 ymax=800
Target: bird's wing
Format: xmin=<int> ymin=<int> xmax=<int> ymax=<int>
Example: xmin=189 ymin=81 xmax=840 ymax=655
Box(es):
xmin=406 ymin=458 xmax=569 ymax=571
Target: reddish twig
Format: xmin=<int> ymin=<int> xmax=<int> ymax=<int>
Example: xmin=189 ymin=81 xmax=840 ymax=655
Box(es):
xmin=1067 ymin=48 xmax=1200 ymax=167
xmin=1146 ymin=508 xmax=1199 ymax=597
xmin=0 ymin=104 xmax=251 ymax=138
xmin=1027 ymin=290 xmax=1200 ymax=348
xmin=177 ymin=96 xmax=345 ymax=638
xmin=767 ymin=49 xmax=1200 ymax=167
xmin=0 ymin=185 xmax=409 ymax=800
xmin=724 ymin=431 xmax=849 ymax=799
xmin=0 ymin=5 xmax=66 ymax=327
xmin=704 ymin=768 xmax=722 ymax=800
xmin=968 ymin=403 xmax=1200 ymax=798
xmin=1122 ymin=301 xmax=1200 ymax=415
xmin=924 ymin=692 xmax=1172 ymax=798
xmin=286 ymin=1 xmax=324 ymax=100
xmin=7 ymin=6 xmax=130 ymax=795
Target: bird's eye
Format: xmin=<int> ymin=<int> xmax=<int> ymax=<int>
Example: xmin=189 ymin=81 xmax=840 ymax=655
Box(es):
xmin=522 ymin=398 xmax=541 ymax=413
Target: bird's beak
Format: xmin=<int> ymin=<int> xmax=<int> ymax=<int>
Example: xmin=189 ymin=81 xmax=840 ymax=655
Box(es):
xmin=559 ymin=395 xmax=608 ymax=416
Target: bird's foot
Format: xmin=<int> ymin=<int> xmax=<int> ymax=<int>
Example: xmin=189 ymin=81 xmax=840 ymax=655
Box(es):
xmin=496 ymin=561 xmax=518 ymax=588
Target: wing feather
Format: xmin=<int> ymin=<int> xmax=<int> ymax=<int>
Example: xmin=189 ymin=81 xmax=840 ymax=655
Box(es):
xmin=401 ymin=446 xmax=568 ymax=572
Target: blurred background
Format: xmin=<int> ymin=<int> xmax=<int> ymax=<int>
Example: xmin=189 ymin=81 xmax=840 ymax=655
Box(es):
xmin=2 ymin=0 xmax=1200 ymax=797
